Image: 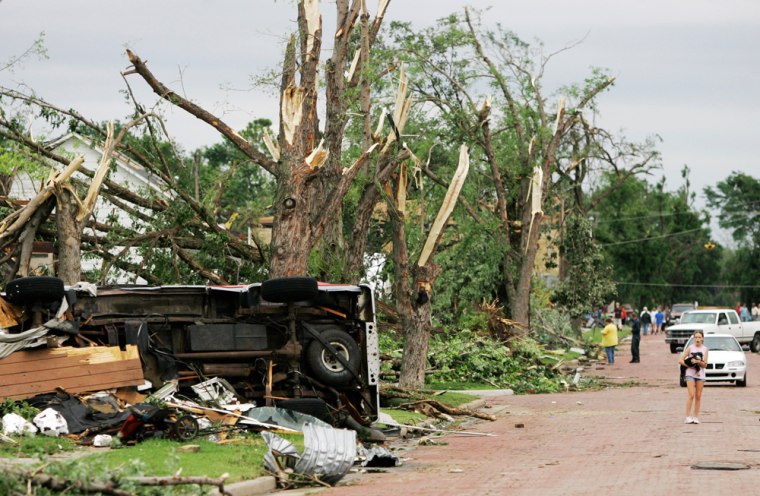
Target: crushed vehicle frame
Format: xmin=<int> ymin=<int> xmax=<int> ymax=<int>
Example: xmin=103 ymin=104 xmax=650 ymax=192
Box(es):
xmin=3 ymin=276 xmax=381 ymax=428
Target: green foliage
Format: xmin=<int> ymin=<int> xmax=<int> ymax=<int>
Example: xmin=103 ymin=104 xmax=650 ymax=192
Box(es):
xmin=552 ymin=215 xmax=616 ymax=319
xmin=590 ymin=169 xmax=717 ymax=309
xmin=705 ymin=172 xmax=760 ymax=247
xmin=426 ymin=329 xmax=561 ymax=394
xmin=0 ymin=398 xmax=40 ymax=421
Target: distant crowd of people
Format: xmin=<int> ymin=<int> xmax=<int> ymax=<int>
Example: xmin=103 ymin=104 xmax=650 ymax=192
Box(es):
xmin=736 ymin=302 xmax=760 ymax=322
xmin=585 ymin=303 xmax=670 ymax=335
xmin=586 ymin=301 xmax=760 ymax=368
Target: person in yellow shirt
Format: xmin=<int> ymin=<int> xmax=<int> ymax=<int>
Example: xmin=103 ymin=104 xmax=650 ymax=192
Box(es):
xmin=601 ymin=317 xmax=619 ymax=365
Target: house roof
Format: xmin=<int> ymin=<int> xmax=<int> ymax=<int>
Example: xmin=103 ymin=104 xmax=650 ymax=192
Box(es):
xmin=46 ymin=132 xmax=165 ymax=195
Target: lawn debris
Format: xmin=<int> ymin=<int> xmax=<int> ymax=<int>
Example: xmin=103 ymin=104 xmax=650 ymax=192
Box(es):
xmin=397 ymin=399 xmax=497 ymax=422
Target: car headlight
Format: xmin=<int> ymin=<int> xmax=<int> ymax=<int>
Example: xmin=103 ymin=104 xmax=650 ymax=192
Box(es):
xmin=727 ymin=361 xmax=745 ymax=367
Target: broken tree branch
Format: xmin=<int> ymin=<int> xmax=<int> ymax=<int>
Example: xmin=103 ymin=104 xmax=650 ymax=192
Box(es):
xmin=401 ymin=399 xmax=497 ymax=421
xmin=124 ymin=50 xmax=276 ymax=174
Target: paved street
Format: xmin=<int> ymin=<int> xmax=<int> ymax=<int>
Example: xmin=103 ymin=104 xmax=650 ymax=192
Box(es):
xmin=325 ymin=332 xmax=760 ymax=495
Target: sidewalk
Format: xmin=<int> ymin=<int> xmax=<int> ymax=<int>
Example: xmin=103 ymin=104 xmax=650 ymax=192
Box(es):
xmin=324 ymin=333 xmax=760 ymax=495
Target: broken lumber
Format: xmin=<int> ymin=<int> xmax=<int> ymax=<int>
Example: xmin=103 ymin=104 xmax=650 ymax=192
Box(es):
xmin=0 ymin=345 xmax=144 ymax=400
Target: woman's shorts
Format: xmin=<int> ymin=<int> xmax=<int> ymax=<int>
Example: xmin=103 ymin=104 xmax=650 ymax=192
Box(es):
xmin=684 ymin=376 xmax=705 ymax=382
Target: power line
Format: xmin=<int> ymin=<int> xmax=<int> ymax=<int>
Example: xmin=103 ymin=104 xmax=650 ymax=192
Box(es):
xmin=591 ymin=211 xmax=703 ymax=224
xmin=599 ymin=228 xmax=703 ymax=246
xmin=615 ymin=281 xmax=760 ymax=289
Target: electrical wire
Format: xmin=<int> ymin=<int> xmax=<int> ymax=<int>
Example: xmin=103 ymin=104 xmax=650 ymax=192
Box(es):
xmin=599 ymin=228 xmax=703 ymax=246
xmin=615 ymin=281 xmax=760 ymax=289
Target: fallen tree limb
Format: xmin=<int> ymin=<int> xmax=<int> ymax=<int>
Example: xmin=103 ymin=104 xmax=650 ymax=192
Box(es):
xmin=125 ymin=475 xmax=231 ymax=495
xmin=398 ymin=399 xmax=497 ymax=421
xmin=2 ymin=470 xmax=135 ymax=496
xmin=0 ymin=467 xmax=233 ymax=496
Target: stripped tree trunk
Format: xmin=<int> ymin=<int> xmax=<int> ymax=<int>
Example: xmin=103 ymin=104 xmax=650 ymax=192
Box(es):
xmin=394 ymin=146 xmax=470 ymax=389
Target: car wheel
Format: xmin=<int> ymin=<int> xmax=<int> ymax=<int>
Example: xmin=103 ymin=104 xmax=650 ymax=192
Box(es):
xmin=737 ymin=374 xmax=747 ymax=387
xmin=261 ymin=276 xmax=319 ymax=303
xmin=4 ymin=276 xmax=65 ymax=306
xmin=670 ymin=343 xmax=679 ymax=354
xmin=751 ymin=334 xmax=760 ymax=353
xmin=305 ymin=328 xmax=360 ymax=386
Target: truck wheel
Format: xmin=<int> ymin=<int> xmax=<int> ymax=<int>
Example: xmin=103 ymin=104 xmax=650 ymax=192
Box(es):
xmin=4 ymin=276 xmax=65 ymax=306
xmin=669 ymin=343 xmax=679 ymax=354
xmin=751 ymin=334 xmax=760 ymax=353
xmin=261 ymin=277 xmax=319 ymax=303
xmin=737 ymin=374 xmax=747 ymax=387
xmin=306 ymin=328 xmax=360 ymax=386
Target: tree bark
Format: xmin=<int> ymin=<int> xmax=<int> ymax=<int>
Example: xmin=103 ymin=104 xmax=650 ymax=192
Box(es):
xmin=55 ymin=187 xmax=83 ymax=284
xmin=398 ymin=264 xmax=440 ymax=389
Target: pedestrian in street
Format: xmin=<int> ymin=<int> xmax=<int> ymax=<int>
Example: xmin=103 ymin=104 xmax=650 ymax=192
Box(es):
xmin=654 ymin=306 xmax=664 ymax=335
xmin=752 ymin=303 xmax=760 ymax=321
xmin=601 ymin=317 xmax=619 ymax=365
xmin=640 ymin=307 xmax=652 ymax=336
xmin=679 ymin=330 xmax=708 ymax=424
xmin=629 ymin=313 xmax=641 ymax=363
xmin=740 ymin=303 xmax=750 ymax=322
xmin=613 ymin=303 xmax=622 ymax=328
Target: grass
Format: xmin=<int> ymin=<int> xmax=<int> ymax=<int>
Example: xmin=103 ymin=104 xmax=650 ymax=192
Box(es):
xmin=0 ymin=435 xmax=76 ymax=458
xmin=0 ymin=432 xmax=305 ymax=485
xmin=96 ymin=436 xmax=271 ymax=482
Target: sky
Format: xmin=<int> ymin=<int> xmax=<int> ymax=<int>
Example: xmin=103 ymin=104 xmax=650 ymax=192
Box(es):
xmin=2 ymin=0 xmax=759 ymax=243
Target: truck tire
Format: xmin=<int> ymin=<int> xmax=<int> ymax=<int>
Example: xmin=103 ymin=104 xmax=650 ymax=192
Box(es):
xmin=305 ymin=328 xmax=360 ymax=386
xmin=737 ymin=373 xmax=747 ymax=387
xmin=4 ymin=276 xmax=65 ymax=306
xmin=669 ymin=342 xmax=679 ymax=354
xmin=261 ymin=277 xmax=319 ymax=303
xmin=751 ymin=334 xmax=760 ymax=353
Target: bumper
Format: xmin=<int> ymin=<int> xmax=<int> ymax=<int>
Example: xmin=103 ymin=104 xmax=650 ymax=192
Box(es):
xmin=704 ymin=368 xmax=746 ymax=383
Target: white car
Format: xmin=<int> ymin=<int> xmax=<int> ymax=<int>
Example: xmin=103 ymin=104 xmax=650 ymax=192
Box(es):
xmin=679 ymin=334 xmax=747 ymax=387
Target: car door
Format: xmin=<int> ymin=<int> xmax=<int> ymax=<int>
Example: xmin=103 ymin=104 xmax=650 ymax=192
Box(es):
xmin=719 ymin=311 xmax=741 ymax=338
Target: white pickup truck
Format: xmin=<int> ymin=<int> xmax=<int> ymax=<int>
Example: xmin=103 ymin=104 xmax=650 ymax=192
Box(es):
xmin=665 ymin=309 xmax=760 ymax=353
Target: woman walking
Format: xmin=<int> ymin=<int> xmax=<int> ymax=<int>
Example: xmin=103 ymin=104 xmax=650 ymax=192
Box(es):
xmin=679 ymin=331 xmax=708 ymax=424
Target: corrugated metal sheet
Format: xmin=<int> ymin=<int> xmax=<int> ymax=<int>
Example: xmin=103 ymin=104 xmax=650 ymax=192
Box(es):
xmin=0 ymin=326 xmax=49 ymax=360
xmin=262 ymin=423 xmax=357 ymax=485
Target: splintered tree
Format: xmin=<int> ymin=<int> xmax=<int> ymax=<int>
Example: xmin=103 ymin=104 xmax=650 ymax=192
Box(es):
xmin=0 ymin=1 xmax=416 ymax=286
xmin=384 ymin=8 xmax=659 ymax=328
xmin=125 ymin=0 xmax=404 ymax=279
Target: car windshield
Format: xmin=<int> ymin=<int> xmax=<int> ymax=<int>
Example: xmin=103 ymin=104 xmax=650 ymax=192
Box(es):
xmin=684 ymin=336 xmax=742 ymax=352
xmin=680 ymin=312 xmax=716 ymax=324
xmin=672 ymin=304 xmax=693 ymax=313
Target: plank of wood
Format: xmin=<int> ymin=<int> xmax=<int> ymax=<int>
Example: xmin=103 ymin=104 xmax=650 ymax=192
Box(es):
xmin=0 ymin=345 xmax=144 ymax=400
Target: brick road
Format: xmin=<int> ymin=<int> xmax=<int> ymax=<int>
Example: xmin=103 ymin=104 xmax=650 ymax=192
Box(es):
xmin=325 ymin=333 xmax=760 ymax=495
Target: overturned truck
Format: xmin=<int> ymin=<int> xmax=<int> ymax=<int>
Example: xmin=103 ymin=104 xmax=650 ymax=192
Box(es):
xmin=1 ymin=276 xmax=380 ymax=428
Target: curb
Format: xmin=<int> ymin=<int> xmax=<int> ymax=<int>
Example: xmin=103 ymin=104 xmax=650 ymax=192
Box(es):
xmin=214 ymin=476 xmax=277 ymax=496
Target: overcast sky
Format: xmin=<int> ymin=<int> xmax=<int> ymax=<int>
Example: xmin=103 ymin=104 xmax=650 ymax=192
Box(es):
xmin=2 ymin=0 xmax=759 ymax=242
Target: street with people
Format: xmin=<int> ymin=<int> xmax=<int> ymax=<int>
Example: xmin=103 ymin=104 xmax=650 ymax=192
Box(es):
xmin=326 ymin=333 xmax=760 ymax=496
